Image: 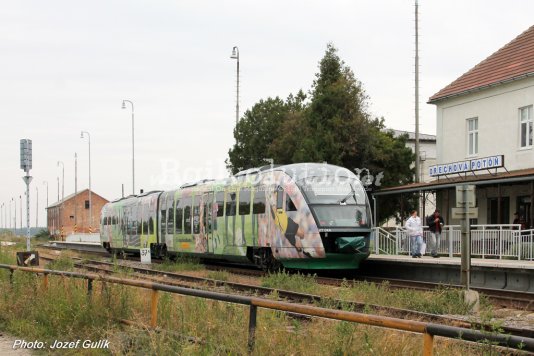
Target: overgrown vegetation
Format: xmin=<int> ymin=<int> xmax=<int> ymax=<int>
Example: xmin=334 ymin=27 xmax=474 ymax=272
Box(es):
xmin=261 ymin=270 xmax=319 ymax=294
xmin=0 ymin=248 xmax=506 ymax=354
xmin=46 ymin=255 xmax=76 ymax=271
xmin=153 ymin=255 xmax=204 ymax=273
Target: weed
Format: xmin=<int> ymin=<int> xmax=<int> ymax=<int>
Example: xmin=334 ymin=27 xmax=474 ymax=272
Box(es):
xmin=47 ymin=255 xmax=75 ymax=271
xmin=154 ymin=255 xmax=204 ymax=272
xmin=261 ymin=270 xmax=318 ymax=294
xmin=206 ymin=270 xmax=229 ymax=281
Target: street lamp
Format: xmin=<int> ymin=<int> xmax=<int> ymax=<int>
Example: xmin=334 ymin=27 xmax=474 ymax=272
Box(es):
xmin=43 ymin=181 xmax=49 ymax=208
xmin=1 ymin=203 xmax=4 ymax=229
xmin=19 ymin=195 xmax=22 ymax=229
xmin=57 ymin=161 xmax=64 ymax=201
xmin=10 ymin=198 xmax=13 ymax=233
xmin=230 ymin=46 xmax=240 ymax=126
xmin=80 ymin=131 xmax=92 ymax=229
xmin=13 ymin=197 xmax=16 ymax=234
xmin=121 ymin=99 xmax=135 ymax=195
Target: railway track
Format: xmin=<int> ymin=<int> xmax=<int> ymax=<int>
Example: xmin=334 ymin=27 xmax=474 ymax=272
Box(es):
xmin=38 ymin=243 xmax=534 ymax=312
xmin=37 ymin=251 xmax=534 ymax=339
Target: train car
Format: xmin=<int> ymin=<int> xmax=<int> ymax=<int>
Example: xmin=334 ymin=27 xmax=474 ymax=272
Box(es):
xmin=100 ymin=163 xmax=372 ymax=269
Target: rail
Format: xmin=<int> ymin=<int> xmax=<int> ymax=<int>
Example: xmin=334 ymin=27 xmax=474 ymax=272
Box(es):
xmin=0 ymin=264 xmax=532 ymax=354
xmin=373 ymin=224 xmax=533 ymax=260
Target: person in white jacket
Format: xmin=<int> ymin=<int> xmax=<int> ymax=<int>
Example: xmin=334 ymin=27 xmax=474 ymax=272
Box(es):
xmin=405 ymin=209 xmax=423 ymax=258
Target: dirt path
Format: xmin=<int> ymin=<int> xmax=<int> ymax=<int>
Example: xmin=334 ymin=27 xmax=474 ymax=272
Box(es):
xmin=0 ymin=334 xmax=33 ymax=356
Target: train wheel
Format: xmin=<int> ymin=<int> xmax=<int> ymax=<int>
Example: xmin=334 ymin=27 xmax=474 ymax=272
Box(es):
xmin=254 ymin=248 xmax=281 ymax=272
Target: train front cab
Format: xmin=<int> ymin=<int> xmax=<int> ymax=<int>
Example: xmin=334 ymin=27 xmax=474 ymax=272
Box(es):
xmin=280 ymin=174 xmax=372 ymax=270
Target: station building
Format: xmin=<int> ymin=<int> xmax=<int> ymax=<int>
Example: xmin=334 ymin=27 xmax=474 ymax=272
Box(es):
xmin=46 ymin=189 xmax=108 ymax=239
xmin=375 ymin=24 xmax=534 ymax=227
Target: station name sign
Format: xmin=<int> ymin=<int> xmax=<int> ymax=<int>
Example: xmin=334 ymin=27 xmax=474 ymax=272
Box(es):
xmin=429 ymin=155 xmax=504 ymax=177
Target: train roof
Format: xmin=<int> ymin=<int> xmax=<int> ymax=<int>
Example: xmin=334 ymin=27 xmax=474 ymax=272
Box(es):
xmin=258 ymin=163 xmax=356 ymax=181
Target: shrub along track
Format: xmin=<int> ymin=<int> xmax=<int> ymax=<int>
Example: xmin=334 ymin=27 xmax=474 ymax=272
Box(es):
xmin=36 ymin=251 xmax=533 ymax=339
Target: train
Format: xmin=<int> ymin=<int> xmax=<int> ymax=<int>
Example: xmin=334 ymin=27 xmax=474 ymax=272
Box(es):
xmin=100 ymin=163 xmax=372 ymax=270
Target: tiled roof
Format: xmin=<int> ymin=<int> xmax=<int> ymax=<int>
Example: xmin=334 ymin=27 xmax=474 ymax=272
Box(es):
xmin=429 ymin=25 xmax=534 ymax=103
xmin=46 ymin=189 xmax=108 ymax=209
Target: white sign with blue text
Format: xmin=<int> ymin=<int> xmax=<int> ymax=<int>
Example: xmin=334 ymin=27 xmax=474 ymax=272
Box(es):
xmin=429 ymin=155 xmax=504 ymax=177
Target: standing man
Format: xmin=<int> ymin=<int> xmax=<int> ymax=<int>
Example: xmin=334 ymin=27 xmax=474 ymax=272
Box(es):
xmin=427 ymin=209 xmax=444 ymax=258
xmin=405 ymin=209 xmax=423 ymax=258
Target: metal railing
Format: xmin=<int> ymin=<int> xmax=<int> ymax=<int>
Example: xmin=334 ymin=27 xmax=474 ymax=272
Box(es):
xmin=372 ymin=224 xmax=533 ymax=260
xmin=370 ymin=227 xmax=398 ymax=255
xmin=0 ymin=264 xmax=533 ymax=354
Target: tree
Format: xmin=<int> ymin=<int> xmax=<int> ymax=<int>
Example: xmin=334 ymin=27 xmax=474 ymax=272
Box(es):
xmin=226 ymin=43 xmax=415 ymax=222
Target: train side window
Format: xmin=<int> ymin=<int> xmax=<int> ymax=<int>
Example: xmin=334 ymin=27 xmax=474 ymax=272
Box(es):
xmin=184 ymin=204 xmax=191 ymax=234
xmin=286 ymin=195 xmax=297 ymax=212
xmin=215 ymin=191 xmax=225 ymax=217
xmin=161 ymin=209 xmax=166 ymax=230
xmin=148 ymin=217 xmax=154 ymax=235
xmin=167 ymin=207 xmax=174 ymax=234
xmin=175 ymin=207 xmax=183 ymax=234
xmin=276 ymin=187 xmax=284 ymax=210
xmin=193 ymin=198 xmax=200 ymax=234
xmin=238 ymin=188 xmax=251 ymax=215
xmin=253 ymin=188 xmax=266 ymax=214
xmin=137 ymin=221 xmax=142 ymax=235
xmin=226 ymin=192 xmax=236 ymax=216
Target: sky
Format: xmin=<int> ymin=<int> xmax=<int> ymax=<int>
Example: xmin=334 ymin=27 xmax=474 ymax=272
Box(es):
xmin=0 ymin=0 xmax=533 ymax=228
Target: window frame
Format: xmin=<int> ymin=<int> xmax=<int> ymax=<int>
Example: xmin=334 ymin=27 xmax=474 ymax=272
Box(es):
xmin=519 ymin=105 xmax=533 ymax=149
xmin=467 ymin=117 xmax=478 ymax=157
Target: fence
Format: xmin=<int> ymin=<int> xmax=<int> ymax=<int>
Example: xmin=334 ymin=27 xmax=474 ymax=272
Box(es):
xmin=0 ymin=264 xmax=533 ymax=355
xmin=372 ymin=224 xmax=533 ymax=260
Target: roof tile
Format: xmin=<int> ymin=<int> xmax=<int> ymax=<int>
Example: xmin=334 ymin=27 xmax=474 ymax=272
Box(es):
xmin=429 ymin=25 xmax=534 ymax=103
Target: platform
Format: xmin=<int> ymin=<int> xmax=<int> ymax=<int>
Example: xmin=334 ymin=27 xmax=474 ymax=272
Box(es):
xmin=360 ymin=254 xmax=534 ymax=292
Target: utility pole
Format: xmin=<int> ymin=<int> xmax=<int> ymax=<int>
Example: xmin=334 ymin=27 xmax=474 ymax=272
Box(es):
xmin=36 ymin=187 xmax=38 ymax=228
xmin=414 ymin=0 xmax=420 ymax=184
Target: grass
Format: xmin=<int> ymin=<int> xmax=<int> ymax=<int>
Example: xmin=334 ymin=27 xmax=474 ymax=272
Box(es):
xmin=206 ymin=270 xmax=230 ymax=281
xmin=152 ymin=256 xmax=204 ymax=273
xmin=0 ymin=246 xmax=506 ymax=355
xmin=261 ymin=270 xmax=319 ymax=294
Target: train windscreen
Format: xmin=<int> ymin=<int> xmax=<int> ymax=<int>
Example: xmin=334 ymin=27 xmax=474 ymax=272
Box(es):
xmin=298 ymin=176 xmax=371 ymax=228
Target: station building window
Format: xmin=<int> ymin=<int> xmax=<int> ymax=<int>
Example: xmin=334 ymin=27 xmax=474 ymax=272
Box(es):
xmin=520 ymin=105 xmax=533 ymax=148
xmin=467 ymin=117 xmax=478 ymax=156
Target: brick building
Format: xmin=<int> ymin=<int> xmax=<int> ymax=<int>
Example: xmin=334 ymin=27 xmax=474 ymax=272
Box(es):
xmin=46 ymin=189 xmax=108 ymax=238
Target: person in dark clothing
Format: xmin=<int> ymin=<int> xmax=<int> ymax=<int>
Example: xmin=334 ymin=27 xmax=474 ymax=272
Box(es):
xmin=427 ymin=209 xmax=444 ymax=258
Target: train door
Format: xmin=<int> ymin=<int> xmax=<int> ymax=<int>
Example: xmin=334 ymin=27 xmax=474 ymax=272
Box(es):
xmin=202 ymin=192 xmax=214 ymax=253
xmin=225 ymin=191 xmax=237 ymax=246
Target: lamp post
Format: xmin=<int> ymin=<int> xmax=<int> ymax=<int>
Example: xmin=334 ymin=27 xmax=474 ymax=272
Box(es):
xmin=1 ymin=203 xmax=4 ymax=229
xmin=43 ymin=181 xmax=48 ymax=208
xmin=121 ymin=100 xmax=135 ymax=195
xmin=13 ymin=197 xmax=16 ymax=235
xmin=57 ymin=161 xmax=64 ymax=201
xmin=10 ymin=198 xmax=13 ymax=233
xmin=57 ymin=177 xmax=60 ymax=202
xmin=230 ymin=46 xmax=240 ymax=126
xmin=19 ymin=195 xmax=22 ymax=229
xmin=80 ymin=131 xmax=92 ymax=229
